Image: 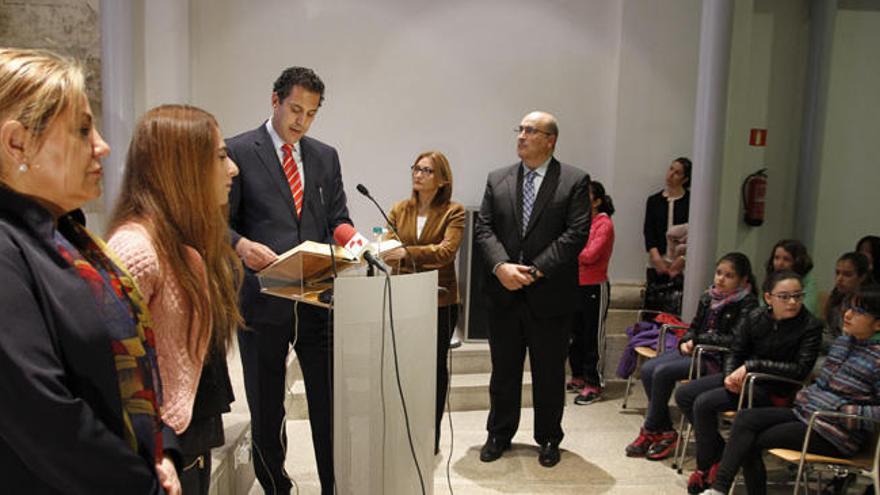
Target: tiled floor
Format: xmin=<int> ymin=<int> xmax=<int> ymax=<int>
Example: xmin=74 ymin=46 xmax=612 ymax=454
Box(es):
xmin=245 ymin=385 xmax=809 ymax=494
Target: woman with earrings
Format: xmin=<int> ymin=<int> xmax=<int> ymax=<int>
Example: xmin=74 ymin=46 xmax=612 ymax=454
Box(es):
xmin=701 ymin=285 xmax=880 ymax=495
xmin=675 ymin=271 xmax=823 ymax=494
xmin=0 ymin=49 xmax=180 ymax=493
xmin=107 ymin=104 xmax=243 ymax=494
xmin=381 ymin=150 xmax=465 ymax=455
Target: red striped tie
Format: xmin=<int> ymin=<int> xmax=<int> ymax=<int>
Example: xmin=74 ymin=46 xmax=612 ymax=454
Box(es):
xmin=282 ymin=144 xmax=303 ymax=218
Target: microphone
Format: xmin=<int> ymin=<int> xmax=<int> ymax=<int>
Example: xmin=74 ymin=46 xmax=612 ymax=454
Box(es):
xmin=356 ymin=183 xmax=417 ymax=273
xmin=332 ymin=223 xmax=388 ymax=274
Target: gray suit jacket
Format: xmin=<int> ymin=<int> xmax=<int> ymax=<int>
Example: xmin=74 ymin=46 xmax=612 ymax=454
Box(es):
xmin=227 ymin=124 xmax=351 ymax=325
xmin=474 ymin=158 xmax=591 ymax=318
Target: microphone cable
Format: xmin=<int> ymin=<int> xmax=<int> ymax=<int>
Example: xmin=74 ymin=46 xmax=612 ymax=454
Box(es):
xmin=443 ymin=303 xmax=456 ymax=495
xmin=381 ymin=271 xmax=427 ymax=495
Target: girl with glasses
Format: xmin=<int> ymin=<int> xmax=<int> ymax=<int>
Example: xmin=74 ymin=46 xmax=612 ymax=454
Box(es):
xmin=675 ymin=270 xmax=823 ymax=494
xmin=701 ymin=284 xmax=880 ymax=495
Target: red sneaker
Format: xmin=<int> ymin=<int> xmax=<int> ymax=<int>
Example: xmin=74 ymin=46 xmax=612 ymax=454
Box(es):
xmin=625 ymin=427 xmax=658 ymax=457
xmin=687 ymin=469 xmax=708 ymax=494
xmin=646 ymin=430 xmax=678 ymax=460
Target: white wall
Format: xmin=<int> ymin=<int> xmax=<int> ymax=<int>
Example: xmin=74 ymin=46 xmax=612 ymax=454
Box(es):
xmin=187 ymin=0 xmax=704 ymax=282
xmin=811 ymin=6 xmax=880 ymax=292
xmin=190 ymin=0 xmax=622 ymax=232
xmin=609 ymin=0 xmax=702 ymax=283
xmin=714 ymin=0 xmax=810 ymax=283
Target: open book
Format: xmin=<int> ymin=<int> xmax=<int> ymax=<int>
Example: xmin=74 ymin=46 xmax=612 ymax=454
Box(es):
xmin=257 ymin=238 xmax=403 ymax=284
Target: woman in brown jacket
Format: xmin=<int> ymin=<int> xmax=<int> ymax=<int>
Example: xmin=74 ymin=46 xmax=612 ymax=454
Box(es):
xmin=382 ymin=150 xmax=465 ymax=454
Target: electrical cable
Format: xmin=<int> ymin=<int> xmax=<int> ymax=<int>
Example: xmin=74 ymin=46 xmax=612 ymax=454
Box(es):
xmin=443 ymin=303 xmax=455 ymax=495
xmin=382 ymin=272 xmax=427 ymax=494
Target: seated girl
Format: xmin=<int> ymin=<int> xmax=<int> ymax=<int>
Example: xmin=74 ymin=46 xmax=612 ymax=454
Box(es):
xmin=625 ymin=252 xmax=758 ymax=461
xmin=701 ymin=285 xmax=880 ymax=495
xmin=824 ymin=252 xmax=871 ymax=350
xmin=764 ymin=239 xmax=816 ymax=315
xmin=675 ymin=270 xmax=823 ymax=494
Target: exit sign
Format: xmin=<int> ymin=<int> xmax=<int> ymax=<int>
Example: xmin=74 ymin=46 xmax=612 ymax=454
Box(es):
xmin=749 ymin=128 xmax=768 ymax=146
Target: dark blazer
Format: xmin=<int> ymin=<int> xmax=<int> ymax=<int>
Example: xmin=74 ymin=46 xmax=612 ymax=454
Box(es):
xmin=0 ymin=187 xmax=168 ymax=494
xmin=474 ymin=158 xmax=591 ymax=318
xmin=227 ymin=124 xmax=351 ymax=325
xmin=387 ymin=199 xmax=465 ymax=307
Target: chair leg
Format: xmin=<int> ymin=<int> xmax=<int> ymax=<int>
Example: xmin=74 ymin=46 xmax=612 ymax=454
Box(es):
xmin=676 ymin=422 xmax=692 ymax=474
xmin=621 ymin=356 xmax=641 ymax=410
xmin=622 ymin=373 xmax=633 ymax=409
xmin=672 ymin=414 xmax=688 ymax=470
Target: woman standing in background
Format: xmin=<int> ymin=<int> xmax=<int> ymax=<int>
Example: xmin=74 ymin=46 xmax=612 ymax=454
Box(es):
xmin=381 ymin=150 xmax=465 ymax=455
xmin=642 ymin=157 xmax=691 ymax=313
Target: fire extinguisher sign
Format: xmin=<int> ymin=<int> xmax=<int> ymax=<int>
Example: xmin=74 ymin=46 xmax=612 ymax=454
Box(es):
xmin=749 ymin=128 xmax=768 ymax=147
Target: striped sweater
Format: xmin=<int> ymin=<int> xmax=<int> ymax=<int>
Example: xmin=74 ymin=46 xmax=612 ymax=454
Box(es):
xmin=793 ymin=334 xmax=880 ymax=456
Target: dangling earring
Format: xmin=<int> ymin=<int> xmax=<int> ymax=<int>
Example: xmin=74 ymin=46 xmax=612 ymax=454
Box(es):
xmin=17 ymin=163 xmax=29 ymax=173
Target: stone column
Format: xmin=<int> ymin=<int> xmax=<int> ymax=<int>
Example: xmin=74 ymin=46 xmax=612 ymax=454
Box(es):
xmin=681 ymin=0 xmax=735 ymax=321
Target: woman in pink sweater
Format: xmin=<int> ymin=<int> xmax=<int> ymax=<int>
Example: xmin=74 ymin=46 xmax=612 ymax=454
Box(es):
xmin=568 ymin=181 xmax=615 ymax=405
xmin=107 ymin=105 xmax=243 ymax=494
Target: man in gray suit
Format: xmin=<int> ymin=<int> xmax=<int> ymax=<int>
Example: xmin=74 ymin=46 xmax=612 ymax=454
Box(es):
xmin=475 ymin=111 xmax=591 ymax=467
xmin=227 ymin=67 xmax=351 ymax=495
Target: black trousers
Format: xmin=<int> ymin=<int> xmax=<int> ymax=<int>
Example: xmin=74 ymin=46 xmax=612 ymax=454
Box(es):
xmin=238 ymin=304 xmax=333 ymax=495
xmin=486 ymin=300 xmax=571 ymax=445
xmin=435 ymin=305 xmax=459 ymax=452
xmin=674 ymin=374 xmax=773 ymax=471
xmin=712 ymin=407 xmax=843 ymax=494
xmin=568 ymin=282 xmax=610 ymax=387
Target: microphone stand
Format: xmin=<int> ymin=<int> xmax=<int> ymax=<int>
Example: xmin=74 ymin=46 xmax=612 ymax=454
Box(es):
xmin=318 ymin=187 xmax=337 ymax=304
xmin=356 ymin=184 xmax=418 ymax=273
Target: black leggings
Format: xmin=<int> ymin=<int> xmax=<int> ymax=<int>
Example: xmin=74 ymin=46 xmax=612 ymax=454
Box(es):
xmin=712 ymin=407 xmax=844 ymax=494
xmin=568 ymin=282 xmax=610 ymax=387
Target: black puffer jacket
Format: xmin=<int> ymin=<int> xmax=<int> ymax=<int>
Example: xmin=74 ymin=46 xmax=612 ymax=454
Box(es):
xmin=724 ymin=306 xmax=824 ymax=383
xmin=679 ymin=292 xmax=759 ymax=348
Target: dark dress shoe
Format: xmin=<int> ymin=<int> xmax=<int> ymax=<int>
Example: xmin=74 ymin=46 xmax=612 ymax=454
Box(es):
xmin=479 ymin=437 xmax=511 ymax=462
xmin=538 ymin=442 xmax=561 ymax=467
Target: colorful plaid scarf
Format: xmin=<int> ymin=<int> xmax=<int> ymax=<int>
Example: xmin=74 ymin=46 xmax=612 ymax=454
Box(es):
xmin=53 ymin=219 xmax=164 ymax=463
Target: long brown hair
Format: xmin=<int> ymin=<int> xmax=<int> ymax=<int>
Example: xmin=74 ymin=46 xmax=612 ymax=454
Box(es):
xmin=109 ymin=104 xmax=243 ymax=356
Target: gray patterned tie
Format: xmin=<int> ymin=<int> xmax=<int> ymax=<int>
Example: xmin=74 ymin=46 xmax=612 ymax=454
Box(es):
xmin=522 ymin=170 xmax=537 ymax=235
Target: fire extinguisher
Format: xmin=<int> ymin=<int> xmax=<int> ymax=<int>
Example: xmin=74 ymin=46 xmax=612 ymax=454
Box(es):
xmin=742 ymin=168 xmax=767 ymax=227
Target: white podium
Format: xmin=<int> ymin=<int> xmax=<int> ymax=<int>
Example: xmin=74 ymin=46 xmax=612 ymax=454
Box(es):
xmin=333 ymin=271 xmax=437 ymax=495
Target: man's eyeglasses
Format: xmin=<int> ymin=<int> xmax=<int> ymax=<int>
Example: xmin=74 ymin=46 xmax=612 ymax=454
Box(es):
xmin=769 ymin=292 xmax=805 ymax=302
xmin=514 ymin=125 xmax=552 ymax=136
xmin=411 ymin=165 xmax=434 ymax=176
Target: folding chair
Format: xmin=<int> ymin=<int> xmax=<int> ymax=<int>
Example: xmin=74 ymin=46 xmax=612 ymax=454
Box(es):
xmin=768 ymin=410 xmax=880 ymax=495
xmin=620 ymin=309 xmax=686 ymax=410
xmin=672 ymin=343 xmax=729 ymax=472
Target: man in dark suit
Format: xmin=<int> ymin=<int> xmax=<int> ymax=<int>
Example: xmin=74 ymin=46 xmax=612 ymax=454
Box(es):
xmin=227 ymin=66 xmax=351 ymax=495
xmin=474 ymin=111 xmax=591 ymax=467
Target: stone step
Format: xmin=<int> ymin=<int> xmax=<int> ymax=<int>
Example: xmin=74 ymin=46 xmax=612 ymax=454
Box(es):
xmin=283 ymin=335 xmax=635 ymax=419
xmin=610 ymin=282 xmax=644 ymax=310
xmin=210 ymin=412 xmax=256 ymax=495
